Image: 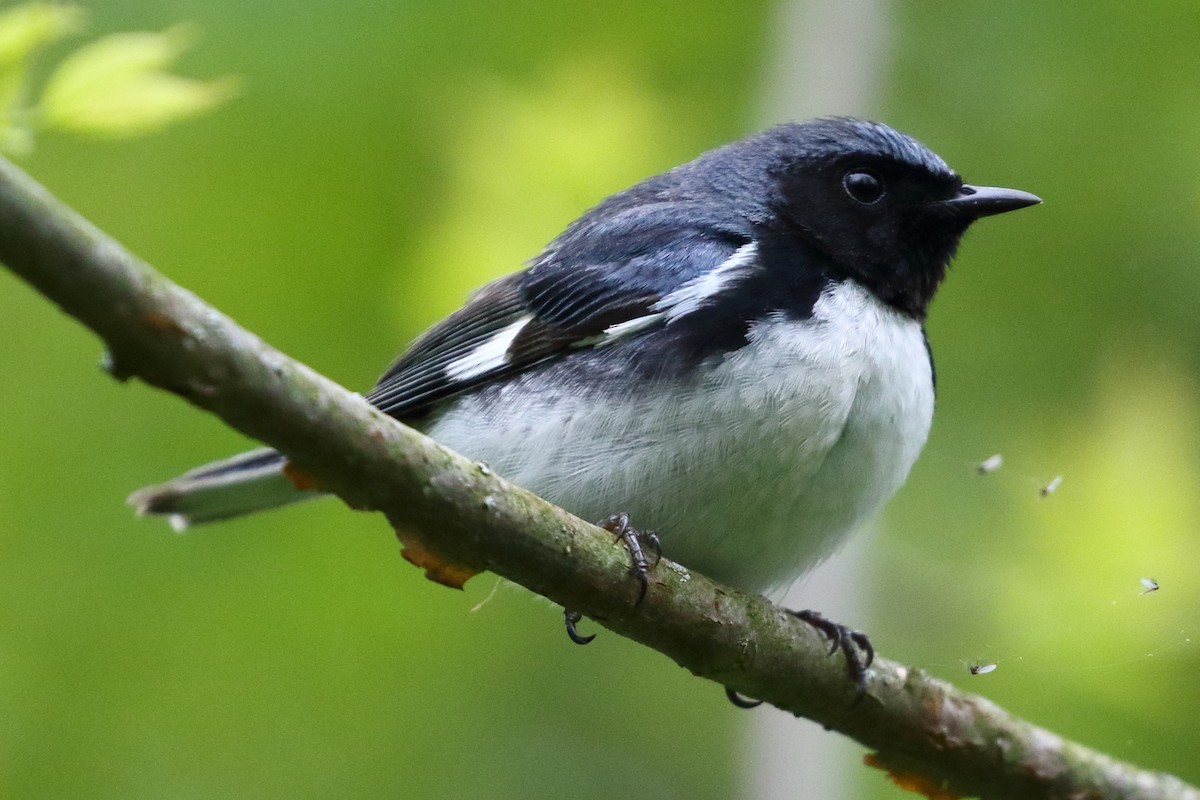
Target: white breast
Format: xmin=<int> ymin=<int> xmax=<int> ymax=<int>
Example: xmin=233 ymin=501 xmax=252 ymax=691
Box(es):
xmin=426 ymin=280 xmax=934 ymax=592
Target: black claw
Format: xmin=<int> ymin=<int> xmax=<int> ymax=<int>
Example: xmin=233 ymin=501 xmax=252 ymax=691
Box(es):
xmin=790 ymin=609 xmax=874 ymax=703
xmin=599 ymin=512 xmax=659 ymax=605
xmin=725 ymin=687 xmax=763 ymax=709
xmin=564 ymin=609 xmax=595 ymax=645
xmin=634 ymin=570 xmax=650 ymax=606
xmin=646 ymin=531 xmax=663 ymax=567
xmin=850 ymin=629 xmax=875 ymax=669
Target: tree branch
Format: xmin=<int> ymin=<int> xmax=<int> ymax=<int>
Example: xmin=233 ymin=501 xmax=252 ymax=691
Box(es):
xmin=0 ymin=155 xmax=1194 ymax=800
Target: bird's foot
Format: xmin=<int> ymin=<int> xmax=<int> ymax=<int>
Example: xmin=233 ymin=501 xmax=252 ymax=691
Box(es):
xmin=790 ymin=609 xmax=874 ymax=704
xmin=562 ymin=512 xmax=661 ymax=645
xmin=724 ymin=610 xmax=873 ymax=709
xmin=599 ymin=512 xmax=661 ymax=605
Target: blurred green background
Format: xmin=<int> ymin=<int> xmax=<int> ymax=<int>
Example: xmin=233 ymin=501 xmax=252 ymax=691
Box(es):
xmin=2 ymin=1 xmax=1199 ymax=797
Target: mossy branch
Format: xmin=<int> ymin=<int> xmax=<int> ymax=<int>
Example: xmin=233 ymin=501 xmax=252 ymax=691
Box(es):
xmin=0 ymin=155 xmax=1194 ymax=800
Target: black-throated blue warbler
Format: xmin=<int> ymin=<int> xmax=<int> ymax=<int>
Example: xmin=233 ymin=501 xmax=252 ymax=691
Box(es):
xmin=130 ymin=118 xmax=1038 ymax=688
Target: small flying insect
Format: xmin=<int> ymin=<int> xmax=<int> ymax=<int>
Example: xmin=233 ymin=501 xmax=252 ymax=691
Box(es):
xmin=968 ymin=662 xmax=998 ymax=675
xmin=976 ymin=454 xmax=1003 ymax=475
xmin=1140 ymin=578 xmax=1159 ymax=595
xmin=1040 ymin=475 xmax=1063 ymax=497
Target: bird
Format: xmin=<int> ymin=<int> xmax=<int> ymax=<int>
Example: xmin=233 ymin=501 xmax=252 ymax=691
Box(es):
xmin=129 ymin=117 xmax=1038 ymax=689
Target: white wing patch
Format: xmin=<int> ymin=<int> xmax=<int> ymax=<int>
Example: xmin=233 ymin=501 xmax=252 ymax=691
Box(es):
xmin=599 ymin=312 xmax=665 ymax=341
xmin=445 ymin=315 xmax=533 ymax=381
xmin=655 ymin=241 xmax=759 ymax=321
xmin=577 ymin=241 xmax=761 ymax=349
xmin=569 ymin=312 xmax=665 ymax=350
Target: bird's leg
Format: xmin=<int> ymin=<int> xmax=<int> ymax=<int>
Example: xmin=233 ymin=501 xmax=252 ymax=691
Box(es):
xmin=561 ymin=512 xmax=662 ymax=645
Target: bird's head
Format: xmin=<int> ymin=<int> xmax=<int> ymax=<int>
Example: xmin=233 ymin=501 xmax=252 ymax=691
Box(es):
xmin=725 ymin=118 xmax=1040 ymax=318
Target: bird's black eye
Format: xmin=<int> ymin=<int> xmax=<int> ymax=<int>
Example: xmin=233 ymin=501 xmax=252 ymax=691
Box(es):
xmin=842 ymin=170 xmax=885 ymax=204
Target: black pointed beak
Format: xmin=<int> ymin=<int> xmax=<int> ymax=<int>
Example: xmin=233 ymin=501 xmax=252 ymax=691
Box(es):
xmin=942 ymin=184 xmax=1041 ymax=219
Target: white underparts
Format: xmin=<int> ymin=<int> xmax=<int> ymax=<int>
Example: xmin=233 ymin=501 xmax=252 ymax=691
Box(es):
xmin=427 ymin=279 xmax=935 ymax=592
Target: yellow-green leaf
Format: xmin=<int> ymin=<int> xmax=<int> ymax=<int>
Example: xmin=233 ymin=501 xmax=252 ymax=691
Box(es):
xmin=0 ymin=3 xmax=84 ymax=66
xmin=0 ymin=2 xmax=84 ymax=137
xmin=41 ymin=24 xmax=238 ymax=137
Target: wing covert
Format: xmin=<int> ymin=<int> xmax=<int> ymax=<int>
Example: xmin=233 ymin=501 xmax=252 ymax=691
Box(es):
xmin=367 ymin=203 xmax=754 ymax=419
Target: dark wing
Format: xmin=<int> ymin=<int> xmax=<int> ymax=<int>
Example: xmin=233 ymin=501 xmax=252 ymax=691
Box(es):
xmin=366 ymin=202 xmax=754 ymax=419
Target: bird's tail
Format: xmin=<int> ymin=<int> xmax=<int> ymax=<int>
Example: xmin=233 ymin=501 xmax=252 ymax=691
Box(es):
xmin=127 ymin=448 xmax=317 ymax=531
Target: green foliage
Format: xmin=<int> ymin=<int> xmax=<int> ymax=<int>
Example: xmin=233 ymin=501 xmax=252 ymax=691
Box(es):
xmin=0 ymin=2 xmax=82 ymax=151
xmin=40 ymin=24 xmax=238 ymax=137
xmin=0 ymin=3 xmax=235 ymax=153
